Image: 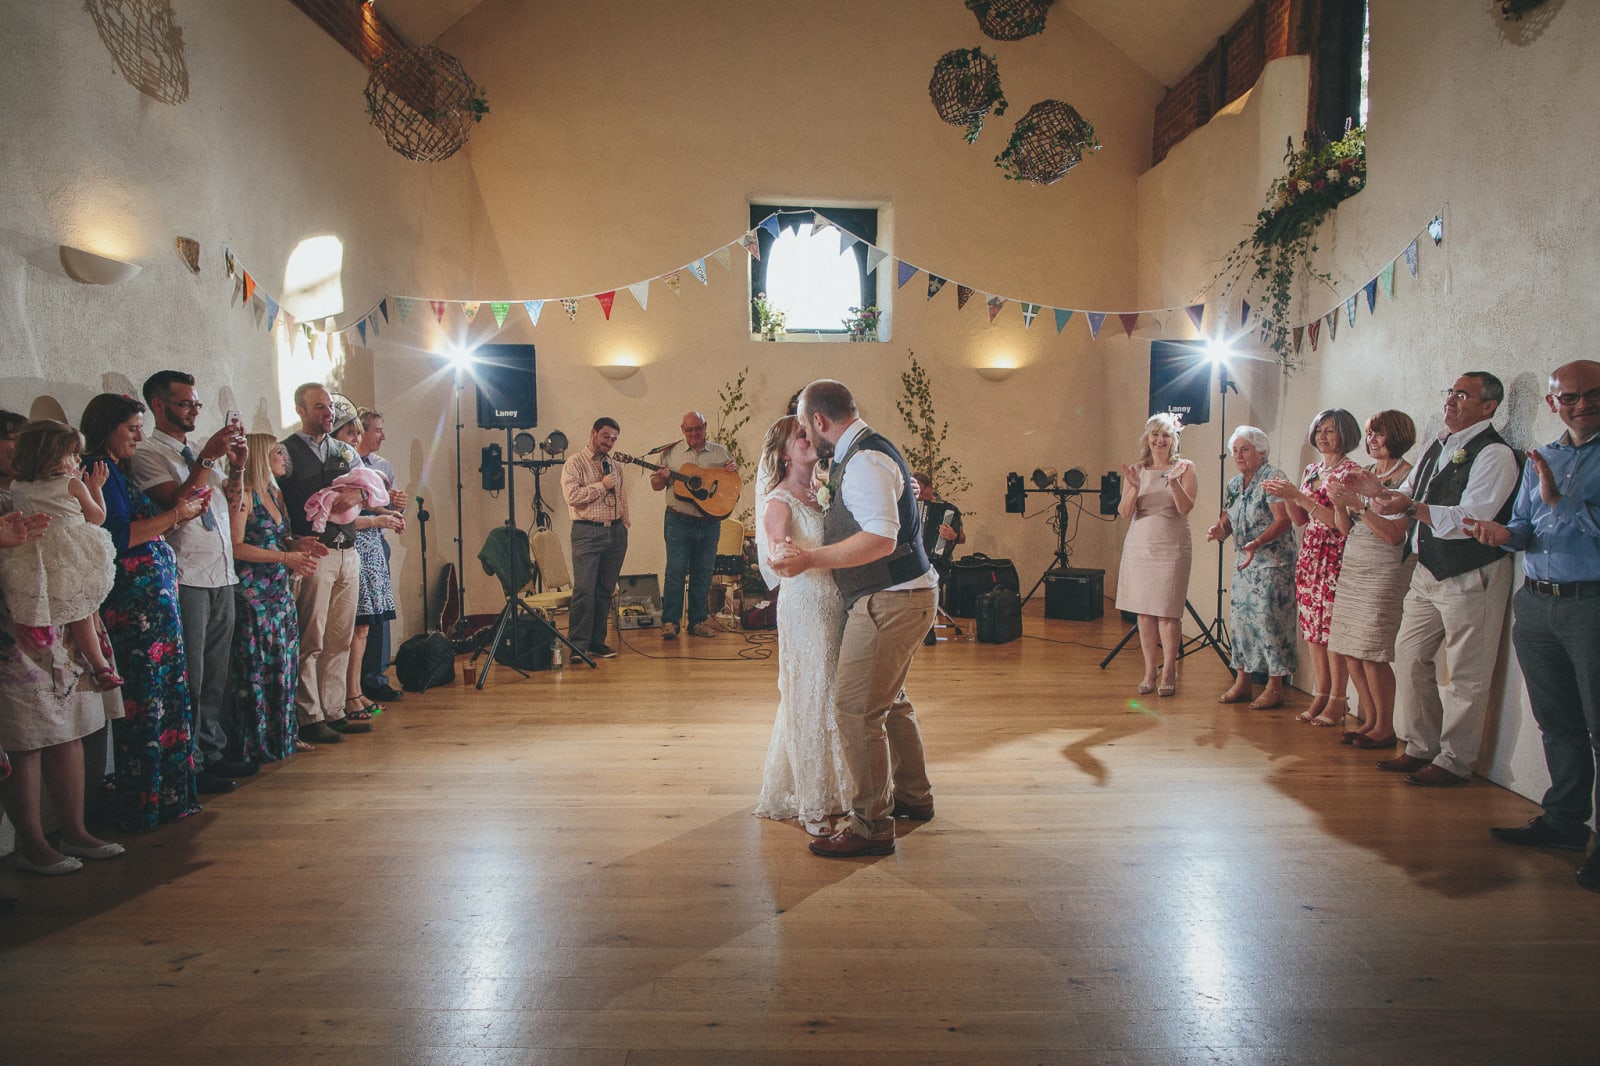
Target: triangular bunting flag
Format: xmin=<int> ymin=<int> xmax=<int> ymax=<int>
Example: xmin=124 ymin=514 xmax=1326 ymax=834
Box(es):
xmin=462 ymin=301 xmax=481 ymax=323
xmin=265 ymin=296 xmax=280 ymax=333
xmin=1293 ymin=326 xmax=1304 ymax=353
xmin=523 ymin=300 xmax=543 ymax=326
xmin=1346 ymin=294 xmax=1358 ymax=327
xmin=1086 ymin=312 xmax=1106 ymax=339
xmin=741 ymin=232 xmax=762 ymax=261
xmin=662 ymin=271 xmax=681 ymax=295
xmin=367 ymin=311 xmax=379 ymax=337
xmin=1428 ymin=215 xmax=1444 ymax=245
xmin=1325 ymin=310 xmax=1339 ymax=342
xmin=711 ymin=246 xmax=732 ymax=271
xmin=1380 ymin=262 xmax=1395 ymax=298
xmin=1054 ymin=308 xmax=1074 ymax=333
xmin=865 ymin=246 xmax=889 ymax=274
xmin=597 ymin=291 xmax=616 ymax=320
xmin=1404 ymin=240 xmax=1419 ymax=277
xmin=689 ymin=259 xmax=707 ymax=284
xmin=224 ymin=247 xmax=235 ymax=278
xmin=490 ymin=301 xmax=510 ymax=327
xmin=242 ymin=271 xmax=257 ymax=305
xmin=1364 ymin=279 xmax=1379 ymax=313
xmin=175 ymin=236 xmax=200 ymax=275
xmin=301 ymin=323 xmax=314 ymax=343
xmin=897 ymin=261 xmax=918 ymax=289
xmin=1119 ymin=313 xmax=1141 ymax=337
xmin=927 ymin=275 xmax=947 ymax=300
xmin=560 ymin=298 xmax=579 ymax=322
xmin=1185 ymin=303 xmax=1205 ymax=332
xmin=627 ymin=282 xmax=649 ymax=311
xmin=356 ymin=320 xmax=367 ymax=345
xmin=838 ymin=229 xmax=858 ymax=256
xmin=395 ymin=297 xmax=415 ymax=323
xmin=430 ymin=301 xmax=446 ymax=324
xmin=1021 ymin=303 xmax=1040 ymax=329
xmin=1308 ymin=320 xmax=1321 ymax=351
xmin=379 ymin=298 xmax=389 ymax=323
xmin=987 ymin=296 xmax=1005 ymax=323
xmin=956 ymin=285 xmax=975 ymax=310
xmin=1241 ymin=299 xmax=1251 ymax=326
xmin=811 ymin=212 xmax=832 ymax=234
xmin=251 ymin=296 xmax=265 ymax=329
xmin=759 ymin=216 xmax=781 ymax=237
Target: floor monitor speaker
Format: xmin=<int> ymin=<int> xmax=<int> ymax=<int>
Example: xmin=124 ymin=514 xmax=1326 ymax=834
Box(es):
xmin=1044 ymin=568 xmax=1105 ymax=621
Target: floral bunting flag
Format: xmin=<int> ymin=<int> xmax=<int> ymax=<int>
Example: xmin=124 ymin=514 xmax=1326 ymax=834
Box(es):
xmin=265 ymin=295 xmax=280 ymax=333
xmin=490 ymin=301 xmax=511 ymax=327
xmin=430 ymin=301 xmax=447 ymax=324
xmin=1020 ymin=303 xmax=1040 ymax=329
xmin=927 ymin=275 xmax=947 ymax=300
xmin=1185 ymin=304 xmax=1205 ymax=332
xmin=897 ymin=261 xmax=918 ymax=289
xmin=1119 ymin=313 xmax=1141 ymax=337
xmin=462 ymin=301 xmax=481 ymax=323
xmin=560 ymin=298 xmax=579 ymax=322
xmin=175 ymin=236 xmax=201 ymax=275
xmin=740 ymin=232 xmax=762 ymax=260
xmin=662 ymin=271 xmax=681 ymax=295
xmin=597 ymin=291 xmax=616 ymax=320
xmin=224 ymin=247 xmax=236 ymax=278
xmin=627 ymin=281 xmax=649 ymax=311
xmin=1325 ymin=309 xmax=1339 ymax=342
xmin=986 ymin=296 xmax=1005 ymax=322
xmin=1428 ymin=216 xmax=1444 ymax=245
xmin=1404 ymin=240 xmax=1419 ymax=278
xmin=956 ymin=285 xmax=975 ymax=310
xmin=865 ymin=246 xmax=889 ymax=274
xmin=395 ymin=297 xmax=415 ymax=323
xmin=1086 ymin=311 xmax=1106 ymax=339
xmin=379 ymin=298 xmax=389 ymax=323
xmin=1293 ymin=326 xmax=1304 ymax=353
xmin=759 ymin=216 xmax=781 ymax=237
xmin=1054 ymin=308 xmax=1074 ymax=333
xmin=711 ymin=246 xmax=732 ymax=272
xmin=524 ymin=300 xmax=544 ymax=326
xmin=1379 ymin=262 xmax=1395 ymax=298
xmin=1308 ymin=320 xmax=1321 ymax=351
xmin=689 ymin=259 xmax=707 ymax=284
xmin=356 ymin=319 xmax=368 ymax=345
xmin=242 ymin=271 xmax=257 ymax=304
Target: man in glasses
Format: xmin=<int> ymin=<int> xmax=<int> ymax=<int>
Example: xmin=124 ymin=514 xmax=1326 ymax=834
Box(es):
xmin=1345 ymin=372 xmax=1520 ymax=787
xmin=1466 ymin=361 xmax=1600 ymax=888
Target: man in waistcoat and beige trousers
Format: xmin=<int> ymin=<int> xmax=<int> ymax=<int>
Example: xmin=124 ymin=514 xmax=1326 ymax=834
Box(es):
xmin=1347 ymin=371 xmax=1521 ymax=786
xmin=772 ymin=380 xmax=939 ymax=858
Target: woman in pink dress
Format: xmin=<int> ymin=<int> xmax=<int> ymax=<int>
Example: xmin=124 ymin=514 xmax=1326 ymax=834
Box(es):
xmin=1265 ymin=409 xmax=1363 ymax=727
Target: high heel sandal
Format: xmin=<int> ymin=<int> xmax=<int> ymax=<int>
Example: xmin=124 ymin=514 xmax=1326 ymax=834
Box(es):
xmin=1157 ymin=670 xmax=1176 ymax=698
xmin=344 ymin=696 xmax=377 ymax=722
xmin=1218 ymin=688 xmax=1253 ymax=705
xmin=1296 ymin=691 xmax=1330 ymax=723
xmin=1137 ymin=678 xmax=1157 ymax=695
xmin=1311 ymin=695 xmax=1349 ymax=727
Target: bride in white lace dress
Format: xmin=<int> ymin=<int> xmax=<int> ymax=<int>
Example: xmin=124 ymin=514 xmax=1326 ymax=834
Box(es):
xmin=753 ymin=415 xmax=851 ymax=836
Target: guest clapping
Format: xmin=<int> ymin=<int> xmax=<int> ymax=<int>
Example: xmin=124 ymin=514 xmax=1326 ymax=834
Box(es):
xmin=1265 ymin=409 xmax=1362 ymax=727
xmin=1206 ymin=427 xmax=1298 ymax=709
xmin=1115 ymin=414 xmax=1197 ymax=697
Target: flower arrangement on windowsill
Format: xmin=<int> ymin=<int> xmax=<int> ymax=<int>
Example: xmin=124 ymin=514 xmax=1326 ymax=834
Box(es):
xmin=752 ymin=292 xmax=787 ymax=340
xmin=843 ymin=305 xmax=882 ymax=342
xmin=1213 ymin=124 xmax=1366 ymax=369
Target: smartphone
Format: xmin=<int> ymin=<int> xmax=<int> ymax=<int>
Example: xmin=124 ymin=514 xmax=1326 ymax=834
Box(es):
xmin=226 ymin=410 xmax=241 ymax=429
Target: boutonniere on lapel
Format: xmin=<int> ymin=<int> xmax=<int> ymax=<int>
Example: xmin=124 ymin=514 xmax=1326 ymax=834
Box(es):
xmin=1449 ymin=448 xmax=1469 ymax=465
xmin=814 ymin=461 xmax=835 ymax=512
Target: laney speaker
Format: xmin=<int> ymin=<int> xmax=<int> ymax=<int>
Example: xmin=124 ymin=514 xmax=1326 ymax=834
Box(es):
xmin=1148 ymin=341 xmax=1211 ymax=426
xmin=474 ymin=344 xmax=538 ymax=429
xmin=1044 ymin=568 xmax=1105 ymax=621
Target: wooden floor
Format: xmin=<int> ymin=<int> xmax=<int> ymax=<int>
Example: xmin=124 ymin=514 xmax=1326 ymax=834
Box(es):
xmin=3 ymin=603 xmax=1598 ymax=1065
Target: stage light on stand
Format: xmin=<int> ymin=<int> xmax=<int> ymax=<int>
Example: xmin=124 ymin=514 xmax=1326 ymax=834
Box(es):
xmin=1031 ymin=467 xmax=1058 ymax=489
xmin=512 ymin=431 xmax=537 ymax=457
xmin=540 ymin=430 xmax=568 ymax=457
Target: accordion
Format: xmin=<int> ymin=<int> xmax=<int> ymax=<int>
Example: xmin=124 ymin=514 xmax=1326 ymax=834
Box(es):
xmin=918 ymin=500 xmax=960 ymax=563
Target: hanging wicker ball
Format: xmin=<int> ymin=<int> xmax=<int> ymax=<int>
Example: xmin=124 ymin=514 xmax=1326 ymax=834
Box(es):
xmin=84 ymin=0 xmax=190 ymax=105
xmin=363 ymin=45 xmax=489 ymax=163
xmin=929 ymin=48 xmax=1007 ymax=143
xmin=994 ymin=99 xmax=1101 ymax=185
xmin=965 ymin=0 xmax=1056 ymax=42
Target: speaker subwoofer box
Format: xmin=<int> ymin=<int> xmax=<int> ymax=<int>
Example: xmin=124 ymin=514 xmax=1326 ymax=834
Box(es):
xmin=1044 ymin=568 xmax=1105 ymax=621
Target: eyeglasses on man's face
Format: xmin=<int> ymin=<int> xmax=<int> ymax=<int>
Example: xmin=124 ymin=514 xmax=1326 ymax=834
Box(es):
xmin=1550 ymin=387 xmax=1600 ymax=408
xmin=1441 ymin=389 xmax=1483 ymax=403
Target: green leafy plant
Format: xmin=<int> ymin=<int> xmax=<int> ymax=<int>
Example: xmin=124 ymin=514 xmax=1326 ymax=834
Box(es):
xmin=932 ymin=47 xmax=1009 ymax=144
xmin=896 ymin=351 xmax=972 ymax=507
xmin=842 ymin=305 xmax=881 ymax=341
xmin=713 ymin=365 xmax=754 ymax=511
xmin=751 ymin=292 xmax=786 ymax=339
xmin=1212 ymin=125 xmax=1366 ymax=369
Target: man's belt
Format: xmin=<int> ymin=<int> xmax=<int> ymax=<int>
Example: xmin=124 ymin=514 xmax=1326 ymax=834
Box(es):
xmin=573 ymin=518 xmax=617 ymax=527
xmin=1527 ymin=578 xmax=1600 ymax=598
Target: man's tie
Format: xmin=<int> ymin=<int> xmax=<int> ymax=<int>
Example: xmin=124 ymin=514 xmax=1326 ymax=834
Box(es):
xmin=180 ymin=444 xmax=218 ymax=531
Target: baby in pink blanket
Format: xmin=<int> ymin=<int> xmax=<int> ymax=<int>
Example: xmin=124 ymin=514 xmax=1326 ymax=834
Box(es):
xmin=304 ymin=466 xmax=391 ymax=532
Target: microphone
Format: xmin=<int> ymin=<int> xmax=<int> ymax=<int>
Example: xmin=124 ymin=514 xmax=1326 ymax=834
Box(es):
xmin=601 ymin=458 xmax=612 ymax=475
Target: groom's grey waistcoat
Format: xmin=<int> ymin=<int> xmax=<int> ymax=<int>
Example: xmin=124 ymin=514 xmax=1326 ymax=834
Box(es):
xmin=822 ymin=428 xmax=930 ymax=609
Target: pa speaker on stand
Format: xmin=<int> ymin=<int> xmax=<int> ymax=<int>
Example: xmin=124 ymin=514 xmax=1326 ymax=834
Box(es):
xmin=473 ymin=344 xmax=538 ymax=429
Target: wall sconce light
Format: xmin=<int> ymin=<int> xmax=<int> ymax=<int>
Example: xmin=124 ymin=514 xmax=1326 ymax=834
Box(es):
xmin=59 ymin=246 xmax=142 ymax=286
xmin=975 ymin=365 xmax=1016 ymax=381
xmin=596 ymin=363 xmax=639 ymax=380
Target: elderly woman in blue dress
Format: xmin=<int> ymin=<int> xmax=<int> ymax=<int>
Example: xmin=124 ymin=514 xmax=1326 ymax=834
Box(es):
xmin=1205 ymin=426 xmax=1299 ymax=709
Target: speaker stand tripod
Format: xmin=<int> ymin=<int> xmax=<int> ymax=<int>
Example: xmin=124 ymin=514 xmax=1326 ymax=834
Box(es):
xmin=1021 ymin=491 xmax=1076 ymax=606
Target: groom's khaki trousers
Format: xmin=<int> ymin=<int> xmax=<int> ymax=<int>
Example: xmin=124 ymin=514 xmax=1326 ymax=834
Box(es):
xmin=835 ymin=586 xmax=936 ymax=840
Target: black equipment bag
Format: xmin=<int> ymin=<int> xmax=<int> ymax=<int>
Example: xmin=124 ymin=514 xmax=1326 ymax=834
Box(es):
xmin=493 ymin=616 xmax=556 ymax=672
xmin=948 ymin=553 xmax=1020 ymax=617
xmin=395 ymin=632 xmax=455 ymax=692
xmin=975 ymin=586 xmax=1023 ymax=644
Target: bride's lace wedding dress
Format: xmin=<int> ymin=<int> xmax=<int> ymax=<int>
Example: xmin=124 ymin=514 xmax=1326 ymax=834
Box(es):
xmin=754 ymin=487 xmax=851 ymax=836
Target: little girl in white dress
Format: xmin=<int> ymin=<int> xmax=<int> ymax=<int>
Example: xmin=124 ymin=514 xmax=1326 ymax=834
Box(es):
xmin=0 ymin=420 xmax=122 ymax=690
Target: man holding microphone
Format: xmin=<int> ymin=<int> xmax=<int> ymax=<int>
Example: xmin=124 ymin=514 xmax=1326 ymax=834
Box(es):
xmin=561 ymin=417 xmax=629 ymax=659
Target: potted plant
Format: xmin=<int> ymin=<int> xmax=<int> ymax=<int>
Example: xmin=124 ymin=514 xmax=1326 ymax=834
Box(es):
xmin=842 ymin=305 xmax=882 ymax=342
xmin=752 ymin=292 xmax=787 ymax=340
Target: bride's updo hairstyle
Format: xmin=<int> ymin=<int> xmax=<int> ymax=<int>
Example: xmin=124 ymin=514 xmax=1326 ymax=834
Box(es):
xmin=757 ymin=415 xmax=801 ymax=496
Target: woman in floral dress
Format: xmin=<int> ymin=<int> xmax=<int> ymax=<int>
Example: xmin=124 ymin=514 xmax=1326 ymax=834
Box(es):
xmin=228 ymin=435 xmax=317 ymax=760
xmin=1265 ymin=409 xmax=1364 ymax=728
xmin=82 ymin=393 xmax=206 ymax=831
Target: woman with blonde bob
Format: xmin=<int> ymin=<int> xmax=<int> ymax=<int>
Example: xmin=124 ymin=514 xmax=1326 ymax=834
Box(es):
xmin=1116 ymin=412 xmax=1198 ymax=697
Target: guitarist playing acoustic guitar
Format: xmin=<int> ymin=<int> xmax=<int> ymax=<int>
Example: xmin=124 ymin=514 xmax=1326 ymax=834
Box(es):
xmin=627 ymin=410 xmax=741 ymax=639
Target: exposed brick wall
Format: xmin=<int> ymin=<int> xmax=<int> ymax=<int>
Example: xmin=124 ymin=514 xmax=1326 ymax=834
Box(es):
xmin=1152 ymin=0 xmax=1299 ymax=166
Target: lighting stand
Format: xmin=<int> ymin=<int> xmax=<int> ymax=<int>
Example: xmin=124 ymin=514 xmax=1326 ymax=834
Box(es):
xmin=1021 ymin=490 xmax=1077 ymax=606
xmin=452 ymin=370 xmax=468 ymax=627
xmin=1177 ymin=363 xmax=1235 ymax=669
xmin=416 ymin=495 xmax=431 ymax=627
xmin=476 ymin=429 xmax=594 ymax=688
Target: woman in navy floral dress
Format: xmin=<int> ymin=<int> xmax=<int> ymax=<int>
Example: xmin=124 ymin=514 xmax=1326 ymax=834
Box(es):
xmin=228 ymin=435 xmax=317 ymax=759
xmin=83 ymin=393 xmax=205 ymax=831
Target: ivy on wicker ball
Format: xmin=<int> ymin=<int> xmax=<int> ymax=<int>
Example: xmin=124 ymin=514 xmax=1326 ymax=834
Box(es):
xmin=363 ymin=45 xmax=490 ymax=163
xmin=994 ymin=100 xmax=1101 ymax=185
xmin=929 ymin=47 xmax=1008 ymax=144
xmin=965 ymin=0 xmax=1056 ymax=41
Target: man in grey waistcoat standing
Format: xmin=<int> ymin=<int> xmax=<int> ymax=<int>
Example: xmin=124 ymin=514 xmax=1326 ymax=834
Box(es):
xmin=772 ymin=380 xmax=939 ymax=858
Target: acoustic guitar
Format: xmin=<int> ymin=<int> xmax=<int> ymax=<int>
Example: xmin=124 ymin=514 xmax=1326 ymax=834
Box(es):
xmin=612 ymin=452 xmax=742 ymax=519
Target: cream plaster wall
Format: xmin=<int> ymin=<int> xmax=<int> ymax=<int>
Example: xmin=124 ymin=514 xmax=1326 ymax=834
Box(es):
xmin=1132 ymin=0 xmax=1598 ymax=799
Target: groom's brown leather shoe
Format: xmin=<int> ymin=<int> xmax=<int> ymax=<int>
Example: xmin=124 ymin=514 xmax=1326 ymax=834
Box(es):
xmin=809 ymin=830 xmax=895 ymax=858
xmin=892 ymin=801 xmax=934 ymax=821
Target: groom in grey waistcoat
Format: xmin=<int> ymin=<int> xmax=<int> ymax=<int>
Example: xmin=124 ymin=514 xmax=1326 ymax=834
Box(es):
xmin=772 ymin=380 xmax=939 ymax=857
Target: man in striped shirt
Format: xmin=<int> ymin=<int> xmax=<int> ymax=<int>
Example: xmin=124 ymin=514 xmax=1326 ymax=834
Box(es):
xmin=561 ymin=417 xmax=629 ymax=659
